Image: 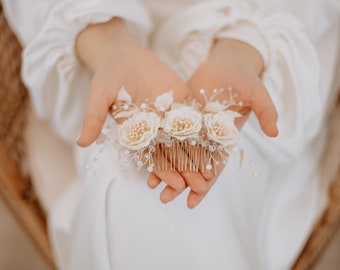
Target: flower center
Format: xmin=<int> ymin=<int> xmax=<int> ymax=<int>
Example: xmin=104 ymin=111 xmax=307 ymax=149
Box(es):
xmin=128 ymin=121 xmax=149 ymax=141
xmin=212 ymin=121 xmax=226 ymax=136
xmin=173 ymin=118 xmax=193 ymax=131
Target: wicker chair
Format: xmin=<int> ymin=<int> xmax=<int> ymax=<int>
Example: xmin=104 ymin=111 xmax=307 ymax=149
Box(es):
xmin=0 ymin=3 xmax=56 ymax=270
xmin=0 ymin=1 xmax=339 ymax=270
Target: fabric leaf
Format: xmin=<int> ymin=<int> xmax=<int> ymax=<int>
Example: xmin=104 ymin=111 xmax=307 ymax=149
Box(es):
xmin=155 ymin=91 xmax=173 ymax=111
xmin=117 ymin=86 xmax=132 ymax=103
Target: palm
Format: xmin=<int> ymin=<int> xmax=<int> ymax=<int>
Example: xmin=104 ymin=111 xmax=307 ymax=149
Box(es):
xmin=78 ymin=48 xmax=189 ymax=146
xmin=154 ymin=43 xmax=279 ymax=208
xmin=191 ymin=58 xmax=278 ymax=132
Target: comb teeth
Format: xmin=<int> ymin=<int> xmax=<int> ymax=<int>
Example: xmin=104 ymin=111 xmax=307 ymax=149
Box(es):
xmin=149 ymin=142 xmax=219 ymax=175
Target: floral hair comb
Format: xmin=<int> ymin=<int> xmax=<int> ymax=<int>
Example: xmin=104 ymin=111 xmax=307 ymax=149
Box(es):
xmin=110 ymin=87 xmax=242 ymax=175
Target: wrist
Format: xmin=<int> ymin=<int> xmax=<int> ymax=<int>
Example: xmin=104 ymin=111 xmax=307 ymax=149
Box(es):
xmin=209 ymin=39 xmax=264 ymax=76
xmin=76 ymin=17 xmax=141 ymax=71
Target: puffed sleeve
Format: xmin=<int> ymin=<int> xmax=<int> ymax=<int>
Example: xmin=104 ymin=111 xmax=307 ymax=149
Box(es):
xmin=153 ymin=0 xmax=328 ymax=163
xmin=3 ymin=0 xmax=152 ymax=143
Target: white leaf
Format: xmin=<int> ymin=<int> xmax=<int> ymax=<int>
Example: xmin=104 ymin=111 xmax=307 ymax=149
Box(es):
xmin=114 ymin=109 xmax=137 ymax=119
xmin=117 ymin=86 xmax=131 ymax=103
xmin=155 ymin=91 xmax=173 ymax=111
xmin=226 ymin=110 xmax=242 ymax=118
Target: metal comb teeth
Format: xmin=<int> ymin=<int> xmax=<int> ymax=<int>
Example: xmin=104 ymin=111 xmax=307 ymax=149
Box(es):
xmin=151 ymin=142 xmax=219 ymax=175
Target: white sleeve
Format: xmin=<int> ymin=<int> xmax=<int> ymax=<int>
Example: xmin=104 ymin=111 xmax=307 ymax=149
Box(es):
xmin=153 ymin=0 xmax=324 ymax=162
xmin=2 ymin=0 xmax=152 ymax=143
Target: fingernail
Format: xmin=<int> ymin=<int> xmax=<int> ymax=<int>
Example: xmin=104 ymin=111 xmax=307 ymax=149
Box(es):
xmin=160 ymin=196 xmax=170 ymax=204
xmin=272 ymin=126 xmax=279 ymax=137
xmin=187 ymin=203 xmax=196 ymax=209
xmin=76 ymin=132 xmax=82 ymax=144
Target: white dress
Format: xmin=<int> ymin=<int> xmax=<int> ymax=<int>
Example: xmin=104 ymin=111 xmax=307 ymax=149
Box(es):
xmin=3 ymin=0 xmax=340 ymax=269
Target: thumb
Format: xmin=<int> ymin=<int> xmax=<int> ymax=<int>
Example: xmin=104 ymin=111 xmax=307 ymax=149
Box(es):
xmin=77 ymin=84 xmax=119 ymax=147
xmin=249 ymin=83 xmax=279 ymax=137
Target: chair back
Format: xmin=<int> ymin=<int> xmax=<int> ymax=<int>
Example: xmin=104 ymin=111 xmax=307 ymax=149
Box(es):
xmin=0 ymin=2 xmax=56 ymax=269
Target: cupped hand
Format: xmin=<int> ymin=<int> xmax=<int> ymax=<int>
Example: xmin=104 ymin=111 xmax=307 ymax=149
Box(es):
xmin=76 ymin=18 xmax=193 ymax=194
xmin=152 ymin=39 xmax=279 ymax=208
xmin=77 ymin=47 xmax=189 ymax=146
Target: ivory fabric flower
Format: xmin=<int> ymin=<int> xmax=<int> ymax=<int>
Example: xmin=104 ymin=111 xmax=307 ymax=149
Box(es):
xmin=162 ymin=106 xmax=202 ymax=141
xmin=118 ymin=112 xmax=160 ymax=150
xmin=204 ymin=111 xmax=239 ymax=147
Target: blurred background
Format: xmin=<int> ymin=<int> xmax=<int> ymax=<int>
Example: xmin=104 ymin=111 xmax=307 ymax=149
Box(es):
xmin=1 ymin=196 xmax=340 ymax=270
xmin=0 ymin=200 xmax=49 ymax=270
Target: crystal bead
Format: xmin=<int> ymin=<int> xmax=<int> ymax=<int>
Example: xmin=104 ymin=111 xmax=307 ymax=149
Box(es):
xmin=137 ymin=160 xmax=143 ymax=167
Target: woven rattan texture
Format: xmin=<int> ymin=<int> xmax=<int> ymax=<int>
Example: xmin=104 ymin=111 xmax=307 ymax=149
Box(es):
xmin=0 ymin=3 xmax=29 ymax=169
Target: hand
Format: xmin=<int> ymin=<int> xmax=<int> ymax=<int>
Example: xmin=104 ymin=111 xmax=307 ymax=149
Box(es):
xmin=76 ymin=18 xmax=192 ymax=194
xmin=76 ymin=18 xmax=190 ymax=146
xmin=190 ymin=39 xmax=278 ymax=136
xmin=150 ymin=39 xmax=278 ymax=208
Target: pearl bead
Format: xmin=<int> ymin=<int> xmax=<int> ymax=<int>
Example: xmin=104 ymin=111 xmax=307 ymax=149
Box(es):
xmin=173 ymin=117 xmax=193 ymax=131
xmin=212 ymin=121 xmax=226 ymax=136
xmin=206 ymin=164 xmax=212 ymax=171
xmin=128 ymin=121 xmax=148 ymax=141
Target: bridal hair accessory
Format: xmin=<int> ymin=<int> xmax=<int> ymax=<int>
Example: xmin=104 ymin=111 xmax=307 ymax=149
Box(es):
xmin=110 ymin=87 xmax=242 ymax=175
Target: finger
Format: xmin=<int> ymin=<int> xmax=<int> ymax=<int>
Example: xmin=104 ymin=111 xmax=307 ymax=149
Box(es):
xmin=170 ymin=145 xmax=210 ymax=194
xmin=246 ymin=82 xmax=279 ymax=137
xmin=180 ymin=171 xmax=209 ymax=195
xmin=187 ymin=151 xmax=224 ymax=208
xmin=147 ymin=173 xmax=162 ymax=189
xmin=187 ymin=178 xmax=217 ymax=209
xmin=160 ymin=185 xmax=182 ymax=204
xmin=77 ymin=83 xmax=119 ymax=147
xmin=153 ymin=168 xmax=186 ymax=192
xmin=187 ymin=190 xmax=204 ymax=209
